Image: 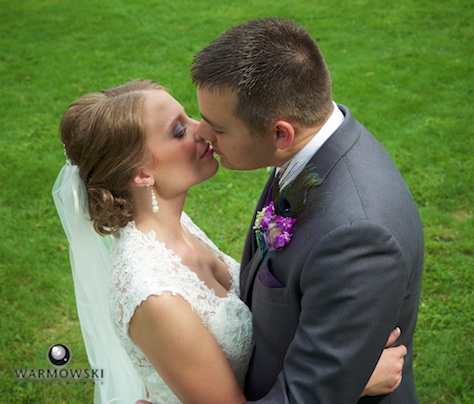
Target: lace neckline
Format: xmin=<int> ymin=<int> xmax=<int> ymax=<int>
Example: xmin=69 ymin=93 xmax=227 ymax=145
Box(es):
xmin=123 ymin=220 xmax=235 ymax=299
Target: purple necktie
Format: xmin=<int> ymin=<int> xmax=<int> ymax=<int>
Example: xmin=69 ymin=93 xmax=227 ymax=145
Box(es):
xmin=264 ymin=171 xmax=277 ymax=206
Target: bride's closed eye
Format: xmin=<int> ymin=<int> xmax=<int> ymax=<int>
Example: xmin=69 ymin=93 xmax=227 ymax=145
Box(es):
xmin=172 ymin=122 xmax=187 ymax=138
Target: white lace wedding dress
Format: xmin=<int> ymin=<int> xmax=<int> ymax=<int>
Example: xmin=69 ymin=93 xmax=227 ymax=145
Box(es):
xmin=109 ymin=212 xmax=254 ymax=404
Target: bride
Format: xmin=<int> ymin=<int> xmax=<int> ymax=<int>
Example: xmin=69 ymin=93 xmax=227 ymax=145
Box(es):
xmin=53 ymin=79 xmax=406 ymax=403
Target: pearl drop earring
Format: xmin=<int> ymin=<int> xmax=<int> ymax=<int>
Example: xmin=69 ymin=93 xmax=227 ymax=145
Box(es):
xmin=147 ymin=183 xmax=159 ymax=213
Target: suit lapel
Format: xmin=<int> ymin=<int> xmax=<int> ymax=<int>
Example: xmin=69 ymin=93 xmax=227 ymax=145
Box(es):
xmin=307 ymin=104 xmax=361 ymax=182
xmin=241 ymin=106 xmax=360 ymax=305
xmin=240 ymin=169 xmax=276 ymax=305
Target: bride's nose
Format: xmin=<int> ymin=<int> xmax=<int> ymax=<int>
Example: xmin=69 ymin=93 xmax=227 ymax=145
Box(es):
xmin=195 ymin=119 xmax=216 ymax=142
xmin=191 ymin=119 xmax=206 ymax=142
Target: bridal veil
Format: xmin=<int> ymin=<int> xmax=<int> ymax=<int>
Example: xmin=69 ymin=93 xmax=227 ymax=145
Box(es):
xmin=52 ymin=162 xmax=145 ymax=403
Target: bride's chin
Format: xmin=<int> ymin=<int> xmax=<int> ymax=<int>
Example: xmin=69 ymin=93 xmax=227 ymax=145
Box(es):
xmin=193 ymin=161 xmax=219 ymax=187
xmin=207 ymin=157 xmax=219 ymax=174
xmin=207 ymin=163 xmax=219 ymax=181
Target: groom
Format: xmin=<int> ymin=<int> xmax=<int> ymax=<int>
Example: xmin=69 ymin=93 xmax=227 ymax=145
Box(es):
xmin=191 ymin=18 xmax=423 ymax=403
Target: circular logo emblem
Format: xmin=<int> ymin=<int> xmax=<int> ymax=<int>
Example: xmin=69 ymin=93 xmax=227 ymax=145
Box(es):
xmin=47 ymin=344 xmax=71 ymax=366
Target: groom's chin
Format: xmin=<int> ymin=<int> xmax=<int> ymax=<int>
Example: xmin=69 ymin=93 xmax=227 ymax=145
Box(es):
xmin=217 ymin=156 xmax=236 ymax=170
xmin=218 ymin=157 xmax=262 ymax=171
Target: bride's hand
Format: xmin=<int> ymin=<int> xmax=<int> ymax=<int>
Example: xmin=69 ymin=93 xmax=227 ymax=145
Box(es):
xmin=361 ymin=327 xmax=407 ymax=397
xmin=137 ymin=327 xmax=407 ymax=402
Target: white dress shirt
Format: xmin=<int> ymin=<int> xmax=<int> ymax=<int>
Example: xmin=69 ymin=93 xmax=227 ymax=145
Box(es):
xmin=277 ymin=101 xmax=344 ymax=190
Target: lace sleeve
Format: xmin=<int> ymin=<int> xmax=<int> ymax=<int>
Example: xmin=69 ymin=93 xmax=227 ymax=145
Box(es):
xmin=110 ymin=230 xmax=187 ymax=336
xmin=108 ymin=219 xmax=253 ymax=403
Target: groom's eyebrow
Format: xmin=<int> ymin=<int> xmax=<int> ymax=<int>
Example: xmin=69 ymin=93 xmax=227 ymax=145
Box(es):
xmin=200 ymin=113 xmax=225 ymax=131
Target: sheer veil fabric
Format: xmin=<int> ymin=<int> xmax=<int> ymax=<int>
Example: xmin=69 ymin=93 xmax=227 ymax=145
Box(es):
xmin=52 ymin=162 xmax=145 ymax=403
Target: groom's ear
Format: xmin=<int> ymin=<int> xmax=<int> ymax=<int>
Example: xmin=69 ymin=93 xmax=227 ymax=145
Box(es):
xmin=272 ymin=120 xmax=295 ymax=151
xmin=132 ymin=170 xmax=153 ymax=188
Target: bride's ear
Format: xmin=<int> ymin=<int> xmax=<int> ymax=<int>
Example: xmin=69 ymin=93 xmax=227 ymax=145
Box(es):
xmin=132 ymin=170 xmax=153 ymax=188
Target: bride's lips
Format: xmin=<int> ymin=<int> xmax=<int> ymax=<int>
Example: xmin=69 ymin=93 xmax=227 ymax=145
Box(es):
xmin=201 ymin=144 xmax=215 ymax=158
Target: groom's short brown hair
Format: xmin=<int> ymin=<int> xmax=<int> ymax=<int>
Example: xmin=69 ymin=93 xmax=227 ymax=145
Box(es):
xmin=191 ymin=17 xmax=333 ymax=134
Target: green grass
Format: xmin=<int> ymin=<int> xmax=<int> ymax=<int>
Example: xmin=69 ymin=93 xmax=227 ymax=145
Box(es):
xmin=1 ymin=0 xmax=472 ymax=402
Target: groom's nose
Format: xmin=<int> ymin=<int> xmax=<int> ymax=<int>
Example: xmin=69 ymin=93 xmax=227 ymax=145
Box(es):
xmin=196 ymin=120 xmax=216 ymax=142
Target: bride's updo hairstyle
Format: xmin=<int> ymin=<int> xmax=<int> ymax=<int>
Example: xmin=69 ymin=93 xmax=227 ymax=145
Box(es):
xmin=60 ymin=79 xmax=163 ymax=236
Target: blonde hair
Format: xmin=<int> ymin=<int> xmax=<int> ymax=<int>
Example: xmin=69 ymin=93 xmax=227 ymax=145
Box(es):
xmin=60 ymin=79 xmax=164 ymax=236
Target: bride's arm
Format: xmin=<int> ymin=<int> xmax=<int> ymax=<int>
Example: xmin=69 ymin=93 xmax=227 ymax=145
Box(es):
xmin=129 ymin=292 xmax=245 ymax=404
xmin=361 ymin=327 xmax=407 ymax=397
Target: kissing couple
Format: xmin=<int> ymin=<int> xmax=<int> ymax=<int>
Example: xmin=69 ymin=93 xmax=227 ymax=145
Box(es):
xmin=53 ymin=17 xmax=423 ymax=403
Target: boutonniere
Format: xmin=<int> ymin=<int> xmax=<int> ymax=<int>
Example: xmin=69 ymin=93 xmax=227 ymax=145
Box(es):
xmin=254 ymin=165 xmax=321 ymax=255
xmin=253 ymin=201 xmax=297 ymax=252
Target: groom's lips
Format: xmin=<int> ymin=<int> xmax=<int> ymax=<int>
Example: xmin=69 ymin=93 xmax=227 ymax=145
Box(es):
xmin=211 ymin=145 xmax=221 ymax=156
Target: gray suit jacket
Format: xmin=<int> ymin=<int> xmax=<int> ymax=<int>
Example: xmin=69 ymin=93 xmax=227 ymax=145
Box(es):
xmin=240 ymin=105 xmax=423 ymax=403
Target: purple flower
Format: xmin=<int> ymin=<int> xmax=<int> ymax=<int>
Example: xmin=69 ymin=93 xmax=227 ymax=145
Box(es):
xmin=254 ymin=201 xmax=297 ymax=252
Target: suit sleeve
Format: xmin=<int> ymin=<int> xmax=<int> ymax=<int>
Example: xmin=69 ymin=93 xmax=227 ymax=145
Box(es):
xmin=252 ymin=219 xmax=410 ymax=403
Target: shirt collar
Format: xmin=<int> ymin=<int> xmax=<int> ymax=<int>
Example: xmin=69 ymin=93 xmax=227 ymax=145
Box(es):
xmin=277 ymin=102 xmax=344 ymax=190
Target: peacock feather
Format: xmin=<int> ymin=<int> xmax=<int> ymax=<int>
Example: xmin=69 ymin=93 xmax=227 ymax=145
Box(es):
xmin=271 ymin=164 xmax=322 ymax=218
